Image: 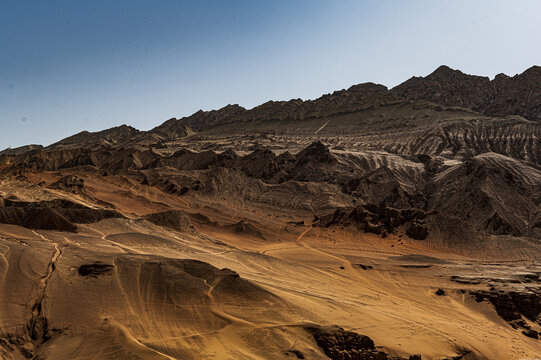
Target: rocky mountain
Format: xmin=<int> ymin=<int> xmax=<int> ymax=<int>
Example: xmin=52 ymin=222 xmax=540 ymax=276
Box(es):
xmin=19 ymin=66 xmax=538 ymax=167
xmin=392 ymin=65 xmax=541 ymax=122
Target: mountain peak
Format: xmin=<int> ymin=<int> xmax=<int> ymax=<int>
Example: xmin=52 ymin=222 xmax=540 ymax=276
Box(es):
xmin=520 ymin=65 xmax=541 ymax=78
xmin=427 ymin=65 xmax=488 ymax=81
xmin=430 ymin=65 xmax=457 ymax=76
xmin=347 ymin=82 xmax=388 ymax=93
xmin=392 ymin=65 xmax=541 ymax=122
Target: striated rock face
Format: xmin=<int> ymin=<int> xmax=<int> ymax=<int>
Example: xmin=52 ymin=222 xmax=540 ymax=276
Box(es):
xmin=393 ymin=65 xmax=541 ymax=123
xmin=474 ymin=291 xmax=522 ymax=322
xmin=144 ymin=141 xmax=344 ymax=184
xmin=485 ymin=66 xmax=541 ymax=122
xmin=399 ymin=119 xmax=541 ymax=165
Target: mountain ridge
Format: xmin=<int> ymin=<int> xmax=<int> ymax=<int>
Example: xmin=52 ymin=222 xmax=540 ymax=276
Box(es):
xmin=6 ymin=64 xmax=540 ymax=154
xmin=392 ymin=65 xmax=541 ymax=122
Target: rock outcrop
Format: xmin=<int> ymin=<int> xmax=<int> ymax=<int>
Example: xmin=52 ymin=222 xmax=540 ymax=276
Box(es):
xmin=315 ymin=204 xmax=430 ymax=239
xmin=48 ymin=175 xmax=85 ymax=194
xmin=304 ymin=325 xmax=421 ymax=360
xmin=470 ymin=289 xmax=541 ymax=332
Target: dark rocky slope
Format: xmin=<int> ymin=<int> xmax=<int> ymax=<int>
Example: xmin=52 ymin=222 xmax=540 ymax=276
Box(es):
xmin=393 ymin=65 xmax=541 ymax=123
xmin=0 ymin=198 xmax=123 ymax=232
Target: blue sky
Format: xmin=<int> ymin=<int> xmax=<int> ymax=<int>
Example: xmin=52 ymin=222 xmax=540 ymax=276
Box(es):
xmin=1 ymin=0 xmax=540 ymax=148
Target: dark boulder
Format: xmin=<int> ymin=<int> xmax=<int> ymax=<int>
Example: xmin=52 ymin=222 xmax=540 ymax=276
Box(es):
xmin=285 ymin=349 xmax=305 ymax=359
xmin=78 ymin=263 xmax=115 ymax=277
xmin=407 ymin=221 xmax=428 ymax=240
xmin=304 ymin=325 xmax=417 ymax=360
xmin=522 ymin=329 xmax=539 ymax=339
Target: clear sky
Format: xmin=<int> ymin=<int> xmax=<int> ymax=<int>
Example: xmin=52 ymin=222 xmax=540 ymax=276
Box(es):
xmin=1 ymin=0 xmax=540 ymax=149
